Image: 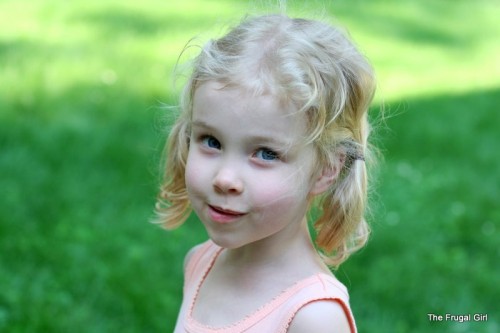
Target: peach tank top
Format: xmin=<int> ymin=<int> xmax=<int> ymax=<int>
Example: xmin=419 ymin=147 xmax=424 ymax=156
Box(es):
xmin=173 ymin=241 xmax=357 ymax=333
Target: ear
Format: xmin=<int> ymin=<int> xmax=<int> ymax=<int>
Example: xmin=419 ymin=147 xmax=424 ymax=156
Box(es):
xmin=309 ymin=153 xmax=345 ymax=196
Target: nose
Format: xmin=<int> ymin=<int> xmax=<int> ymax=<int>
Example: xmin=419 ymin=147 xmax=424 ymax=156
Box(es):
xmin=213 ymin=166 xmax=244 ymax=194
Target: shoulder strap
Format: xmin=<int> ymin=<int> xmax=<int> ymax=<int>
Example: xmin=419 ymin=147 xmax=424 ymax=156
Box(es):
xmin=184 ymin=240 xmax=220 ymax=287
xmin=280 ymin=274 xmax=357 ymax=333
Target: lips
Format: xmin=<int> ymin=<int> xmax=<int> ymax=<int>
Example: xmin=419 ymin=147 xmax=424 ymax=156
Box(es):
xmin=207 ymin=205 xmax=246 ymax=224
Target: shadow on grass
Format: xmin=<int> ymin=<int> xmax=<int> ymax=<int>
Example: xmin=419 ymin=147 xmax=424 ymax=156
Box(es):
xmin=0 ymin=79 xmax=206 ymax=331
xmin=342 ymin=86 xmax=500 ymax=333
xmin=1 ymin=81 xmax=498 ymax=332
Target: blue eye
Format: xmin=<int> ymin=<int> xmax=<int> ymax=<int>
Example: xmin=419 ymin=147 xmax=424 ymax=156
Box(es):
xmin=201 ymin=135 xmax=221 ymax=149
xmin=255 ymin=148 xmax=279 ymax=161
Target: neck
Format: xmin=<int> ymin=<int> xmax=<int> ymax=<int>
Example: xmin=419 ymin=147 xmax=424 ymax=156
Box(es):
xmin=220 ymin=218 xmax=325 ymax=274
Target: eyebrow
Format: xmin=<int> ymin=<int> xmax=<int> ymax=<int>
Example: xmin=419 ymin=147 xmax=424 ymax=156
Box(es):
xmin=191 ymin=120 xmax=293 ymax=149
xmin=247 ymin=135 xmax=292 ymax=149
xmin=191 ymin=120 xmax=215 ymax=130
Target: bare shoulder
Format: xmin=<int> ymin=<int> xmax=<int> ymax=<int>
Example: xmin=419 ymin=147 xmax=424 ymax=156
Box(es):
xmin=287 ymin=300 xmax=352 ymax=333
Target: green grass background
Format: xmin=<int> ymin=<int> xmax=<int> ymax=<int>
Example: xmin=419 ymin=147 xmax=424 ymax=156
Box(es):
xmin=1 ymin=0 xmax=499 ymax=332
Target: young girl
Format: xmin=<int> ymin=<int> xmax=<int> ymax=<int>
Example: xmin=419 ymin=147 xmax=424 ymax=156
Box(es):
xmin=156 ymin=12 xmax=375 ymax=333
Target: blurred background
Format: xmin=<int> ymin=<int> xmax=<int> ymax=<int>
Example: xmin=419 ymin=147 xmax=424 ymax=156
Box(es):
xmin=0 ymin=0 xmax=498 ymax=332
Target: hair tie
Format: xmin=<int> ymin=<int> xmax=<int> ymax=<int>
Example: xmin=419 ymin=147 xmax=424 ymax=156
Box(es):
xmin=343 ymin=140 xmax=365 ymax=165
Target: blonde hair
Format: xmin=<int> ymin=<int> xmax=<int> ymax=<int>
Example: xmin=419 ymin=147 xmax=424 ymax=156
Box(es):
xmin=155 ymin=14 xmax=376 ymax=268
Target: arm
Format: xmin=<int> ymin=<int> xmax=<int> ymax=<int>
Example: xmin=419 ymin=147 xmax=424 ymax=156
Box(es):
xmin=287 ymin=300 xmax=353 ymax=333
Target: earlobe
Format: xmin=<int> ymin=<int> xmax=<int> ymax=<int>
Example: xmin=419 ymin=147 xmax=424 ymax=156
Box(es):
xmin=310 ymin=154 xmax=345 ymax=196
xmin=310 ymin=167 xmax=338 ymax=195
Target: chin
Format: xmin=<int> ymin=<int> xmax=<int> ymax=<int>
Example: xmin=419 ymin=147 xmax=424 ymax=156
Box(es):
xmin=207 ymin=233 xmax=246 ymax=250
xmin=210 ymin=238 xmax=239 ymax=249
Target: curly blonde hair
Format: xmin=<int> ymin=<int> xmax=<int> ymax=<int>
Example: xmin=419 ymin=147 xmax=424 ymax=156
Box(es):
xmin=155 ymin=14 xmax=376 ymax=268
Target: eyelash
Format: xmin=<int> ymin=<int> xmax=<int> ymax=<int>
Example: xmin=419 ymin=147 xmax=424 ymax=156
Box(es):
xmin=197 ymin=134 xmax=282 ymax=162
xmin=199 ymin=134 xmax=221 ymax=150
xmin=253 ymin=147 xmax=281 ymax=161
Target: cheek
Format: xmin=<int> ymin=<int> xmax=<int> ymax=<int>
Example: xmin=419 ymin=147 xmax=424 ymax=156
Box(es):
xmin=185 ymin=151 xmax=206 ymax=195
xmin=251 ymin=170 xmax=311 ymax=212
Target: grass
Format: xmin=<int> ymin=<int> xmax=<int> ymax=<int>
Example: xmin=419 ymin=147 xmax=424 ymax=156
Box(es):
xmin=0 ymin=0 xmax=499 ymax=332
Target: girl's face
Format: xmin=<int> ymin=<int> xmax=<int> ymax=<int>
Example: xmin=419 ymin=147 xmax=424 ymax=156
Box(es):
xmin=185 ymin=81 xmax=320 ymax=250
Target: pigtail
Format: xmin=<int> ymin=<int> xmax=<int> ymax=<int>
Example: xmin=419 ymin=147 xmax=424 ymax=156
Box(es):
xmin=154 ymin=116 xmax=191 ymax=229
xmin=311 ymin=37 xmax=376 ymax=268
xmin=154 ymin=70 xmax=197 ymax=229
xmin=314 ymin=158 xmax=370 ymax=268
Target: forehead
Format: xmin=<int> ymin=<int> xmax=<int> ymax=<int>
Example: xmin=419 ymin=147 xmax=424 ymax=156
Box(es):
xmin=192 ymin=81 xmax=306 ymax=136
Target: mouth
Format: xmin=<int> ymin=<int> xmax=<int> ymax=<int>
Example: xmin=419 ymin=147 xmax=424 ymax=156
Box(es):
xmin=207 ymin=205 xmax=246 ymax=224
xmin=209 ymin=205 xmax=246 ymax=216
